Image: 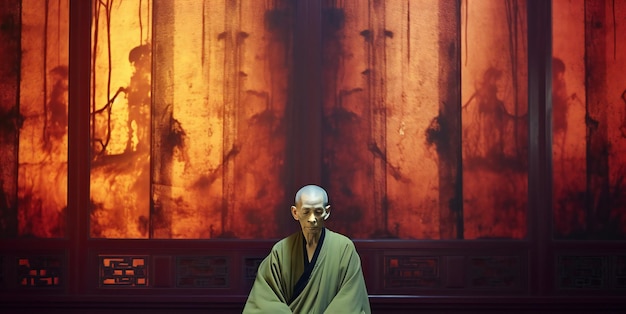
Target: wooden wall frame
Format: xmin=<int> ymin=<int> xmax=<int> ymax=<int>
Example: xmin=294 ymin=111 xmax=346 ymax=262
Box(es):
xmin=0 ymin=1 xmax=624 ymax=313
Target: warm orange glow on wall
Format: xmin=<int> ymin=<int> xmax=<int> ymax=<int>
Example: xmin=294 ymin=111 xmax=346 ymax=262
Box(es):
xmin=90 ymin=0 xmax=292 ymax=239
xmin=2 ymin=0 xmax=624 ymax=243
xmin=460 ymin=0 xmax=528 ymax=239
xmin=14 ymin=0 xmax=69 ymax=238
xmin=0 ymin=0 xmax=20 ymax=238
xmin=553 ymin=0 xmax=626 ymax=239
xmin=90 ymin=0 xmax=151 ymax=238
xmin=320 ymin=0 xmax=527 ymax=239
xmin=86 ymin=0 xmax=532 ymax=240
xmin=321 ymin=0 xmax=450 ymax=239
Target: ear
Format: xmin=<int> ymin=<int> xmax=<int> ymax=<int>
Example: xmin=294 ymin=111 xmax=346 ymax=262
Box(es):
xmin=323 ymin=205 xmax=331 ymax=220
xmin=291 ymin=205 xmax=299 ymax=220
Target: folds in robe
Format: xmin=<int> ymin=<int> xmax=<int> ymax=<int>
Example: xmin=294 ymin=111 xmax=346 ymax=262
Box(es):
xmin=243 ymin=229 xmax=371 ymax=314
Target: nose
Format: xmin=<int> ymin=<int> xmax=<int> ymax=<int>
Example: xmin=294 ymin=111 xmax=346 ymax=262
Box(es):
xmin=307 ymin=213 xmax=317 ymax=224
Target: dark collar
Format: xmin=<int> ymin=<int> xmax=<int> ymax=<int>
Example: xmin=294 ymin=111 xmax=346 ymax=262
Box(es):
xmin=291 ymin=228 xmax=326 ymax=303
xmin=303 ymin=228 xmax=326 ymax=267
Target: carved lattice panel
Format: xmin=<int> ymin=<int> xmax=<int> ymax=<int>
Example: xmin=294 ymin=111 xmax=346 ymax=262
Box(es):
xmin=557 ymin=255 xmax=606 ymax=289
xmin=384 ymin=256 xmax=440 ymax=289
xmin=468 ymin=256 xmax=521 ymax=289
xmin=614 ymin=255 xmax=626 ymax=289
xmin=17 ymin=256 xmax=63 ymax=288
xmin=99 ymin=256 xmax=148 ymax=287
xmin=0 ymin=255 xmax=4 ymax=288
xmin=244 ymin=257 xmax=264 ymax=288
xmin=176 ymin=256 xmax=229 ymax=288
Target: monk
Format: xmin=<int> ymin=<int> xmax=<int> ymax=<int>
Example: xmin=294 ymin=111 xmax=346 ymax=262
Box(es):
xmin=243 ymin=185 xmax=371 ymax=314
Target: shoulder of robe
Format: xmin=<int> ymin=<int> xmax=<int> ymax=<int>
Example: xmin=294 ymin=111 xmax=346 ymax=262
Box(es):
xmin=326 ymin=229 xmax=356 ymax=249
xmin=271 ymin=232 xmax=301 ymax=252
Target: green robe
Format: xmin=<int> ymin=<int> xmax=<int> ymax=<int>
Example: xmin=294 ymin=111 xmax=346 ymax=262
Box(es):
xmin=243 ymin=229 xmax=371 ymax=314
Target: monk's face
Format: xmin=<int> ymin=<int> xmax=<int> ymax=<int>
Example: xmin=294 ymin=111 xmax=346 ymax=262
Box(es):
xmin=291 ymin=192 xmax=330 ymax=235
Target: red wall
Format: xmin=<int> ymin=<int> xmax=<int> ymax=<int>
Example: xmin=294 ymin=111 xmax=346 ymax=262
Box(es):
xmin=1 ymin=1 xmax=625 ymax=313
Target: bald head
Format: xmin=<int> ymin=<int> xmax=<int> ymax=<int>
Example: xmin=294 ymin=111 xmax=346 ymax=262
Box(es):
xmin=294 ymin=185 xmax=329 ymax=207
xmin=291 ymin=185 xmax=331 ymax=234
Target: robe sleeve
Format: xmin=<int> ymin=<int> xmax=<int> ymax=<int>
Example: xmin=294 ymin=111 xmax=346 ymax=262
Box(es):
xmin=242 ymin=249 xmax=293 ymax=314
xmin=323 ymin=242 xmax=371 ymax=314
